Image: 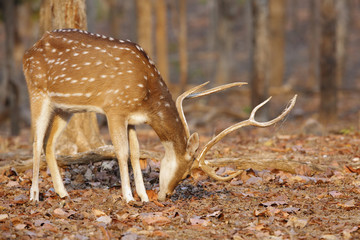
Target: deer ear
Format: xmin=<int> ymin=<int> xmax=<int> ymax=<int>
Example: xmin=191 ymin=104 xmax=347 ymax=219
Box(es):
xmin=186 ymin=132 xmax=199 ymax=156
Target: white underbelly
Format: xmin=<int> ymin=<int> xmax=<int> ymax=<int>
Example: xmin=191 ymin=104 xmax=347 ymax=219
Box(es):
xmin=53 ymin=102 xmax=105 ymax=114
xmin=128 ymin=113 xmax=148 ymax=125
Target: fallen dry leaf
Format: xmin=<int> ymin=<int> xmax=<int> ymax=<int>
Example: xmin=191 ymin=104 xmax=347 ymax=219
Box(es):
xmin=151 ymin=230 xmax=170 ymax=238
xmin=230 ymin=178 xmax=243 ymax=185
xmin=146 ymin=189 xmax=158 ymax=201
xmin=34 ymin=219 xmax=51 ymax=227
xmin=206 ymin=210 xmax=223 ymax=219
xmin=96 ymin=215 xmax=112 ymax=225
xmin=261 ymin=200 xmax=288 ymax=207
xmin=190 ymin=168 xmax=209 ymax=182
xmin=139 ymin=159 xmax=148 ymax=170
xmin=42 ymin=223 xmax=59 ymax=233
xmin=320 ymin=234 xmax=338 ymax=240
xmin=53 ymin=208 xmax=72 ymax=218
xmin=14 ymin=223 xmax=27 ymax=230
xmin=216 ymin=167 xmax=237 ymax=176
xmin=0 ymin=214 xmax=9 ymax=221
xmin=92 ymin=208 xmax=106 ymax=217
xmin=286 ymin=216 xmax=308 ymax=228
xmin=6 ymin=180 xmax=20 ymax=188
xmin=282 ymin=207 xmax=300 ymax=213
xmin=13 ymin=194 xmax=28 ymax=204
xmin=245 ymin=222 xmax=265 ymax=231
xmin=329 ymin=190 xmax=343 ymax=198
xmin=140 ymin=212 xmax=171 ymax=226
xmin=337 ymin=199 xmax=356 ymax=209
xmin=245 ymin=176 xmax=262 ymax=185
xmin=345 ymin=166 xmax=360 ymax=174
xmin=189 ymin=217 xmax=211 ymax=227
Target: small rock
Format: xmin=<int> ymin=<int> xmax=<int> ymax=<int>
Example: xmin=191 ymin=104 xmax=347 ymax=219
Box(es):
xmin=101 ymin=160 xmax=117 ymax=171
xmin=84 ymin=168 xmax=93 ymax=181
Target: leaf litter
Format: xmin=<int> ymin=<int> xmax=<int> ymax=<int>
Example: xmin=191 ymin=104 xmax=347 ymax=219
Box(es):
xmin=0 ymin=128 xmax=360 ymax=239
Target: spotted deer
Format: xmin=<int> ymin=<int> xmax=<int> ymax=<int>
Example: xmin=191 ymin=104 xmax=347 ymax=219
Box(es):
xmin=23 ymin=28 xmax=296 ymax=203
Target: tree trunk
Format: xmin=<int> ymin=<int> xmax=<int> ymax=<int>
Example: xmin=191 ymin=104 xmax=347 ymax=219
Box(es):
xmin=108 ymin=0 xmax=123 ymax=38
xmin=179 ymin=0 xmax=188 ymax=91
xmin=136 ymin=0 xmax=153 ymax=57
xmin=335 ymin=0 xmax=349 ymax=90
xmin=155 ymin=0 xmax=169 ymax=85
xmin=319 ymin=0 xmax=337 ymax=125
xmin=250 ymin=0 xmax=269 ymax=120
xmin=39 ymin=0 xmax=88 ymax=35
xmin=214 ymin=0 xmax=235 ymax=85
xmin=307 ymin=0 xmax=320 ymax=92
xmin=1 ymin=0 xmax=20 ymax=135
xmin=39 ymin=0 xmax=104 ymax=154
xmin=124 ymin=1 xmax=137 ymax=41
xmin=86 ymin=0 xmax=96 ymax=32
xmin=206 ymin=0 xmax=217 ymax=83
xmin=269 ymin=0 xmax=286 ymax=88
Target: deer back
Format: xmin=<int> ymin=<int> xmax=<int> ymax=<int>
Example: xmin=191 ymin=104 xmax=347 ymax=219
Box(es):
xmin=23 ymin=29 xmax=175 ymax=119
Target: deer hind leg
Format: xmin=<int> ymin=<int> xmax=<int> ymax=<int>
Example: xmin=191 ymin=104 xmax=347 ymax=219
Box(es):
xmin=128 ymin=125 xmax=149 ymax=202
xmin=106 ymin=113 xmax=134 ymax=202
xmin=45 ymin=113 xmax=71 ymax=198
xmin=29 ymin=95 xmax=52 ymax=201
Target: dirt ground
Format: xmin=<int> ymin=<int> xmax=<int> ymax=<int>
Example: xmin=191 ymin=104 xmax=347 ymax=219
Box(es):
xmin=0 ymin=125 xmax=359 ymax=239
xmin=0 ymin=92 xmax=360 ymax=239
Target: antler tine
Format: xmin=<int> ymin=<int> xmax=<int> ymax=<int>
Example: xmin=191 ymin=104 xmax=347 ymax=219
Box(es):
xmin=196 ymin=94 xmax=298 ymax=181
xmin=187 ymin=82 xmax=247 ymax=99
xmin=176 ymin=82 xmax=247 ymax=139
xmin=176 ymin=82 xmax=210 ymax=138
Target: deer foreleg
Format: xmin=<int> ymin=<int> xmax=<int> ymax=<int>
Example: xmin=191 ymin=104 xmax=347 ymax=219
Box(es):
xmin=107 ymin=114 xmax=134 ymax=202
xmin=128 ymin=125 xmax=149 ymax=202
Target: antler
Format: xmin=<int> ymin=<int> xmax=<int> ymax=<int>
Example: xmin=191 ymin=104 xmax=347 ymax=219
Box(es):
xmin=196 ymin=94 xmax=297 ymax=181
xmin=176 ymin=82 xmax=297 ymax=181
xmin=176 ymin=82 xmax=247 ymax=138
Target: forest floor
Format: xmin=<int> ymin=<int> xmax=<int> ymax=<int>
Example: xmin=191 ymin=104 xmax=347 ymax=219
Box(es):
xmin=0 ymin=93 xmax=360 ymax=239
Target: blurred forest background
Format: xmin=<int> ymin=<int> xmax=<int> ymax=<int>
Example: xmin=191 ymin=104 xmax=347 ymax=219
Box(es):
xmin=0 ymin=0 xmax=359 ymax=137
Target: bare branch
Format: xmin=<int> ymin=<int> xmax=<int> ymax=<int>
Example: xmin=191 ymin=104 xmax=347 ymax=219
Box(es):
xmin=0 ymin=146 xmax=161 ymax=173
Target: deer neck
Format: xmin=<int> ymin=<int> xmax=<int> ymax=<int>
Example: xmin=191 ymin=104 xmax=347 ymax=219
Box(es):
xmin=145 ymin=78 xmax=188 ymax=156
xmin=149 ymin=106 xmax=188 ymax=156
